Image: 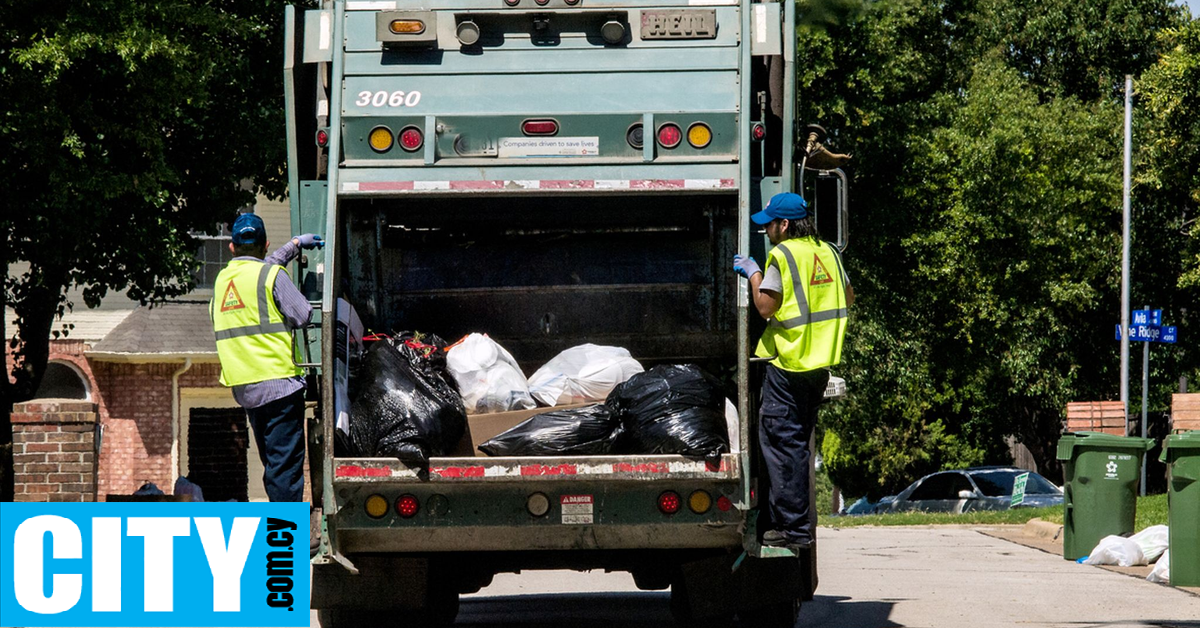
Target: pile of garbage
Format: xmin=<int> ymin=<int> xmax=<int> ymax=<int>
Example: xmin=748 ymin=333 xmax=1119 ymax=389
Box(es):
xmin=1080 ymin=525 xmax=1171 ymax=584
xmin=341 ymin=330 xmax=732 ymax=470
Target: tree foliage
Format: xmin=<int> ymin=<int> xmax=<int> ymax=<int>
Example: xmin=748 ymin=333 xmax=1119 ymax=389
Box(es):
xmin=1 ymin=0 xmax=297 ymax=499
xmin=798 ymin=0 xmax=1198 ymax=498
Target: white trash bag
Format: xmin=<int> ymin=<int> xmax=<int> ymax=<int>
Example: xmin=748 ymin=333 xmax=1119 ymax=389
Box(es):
xmin=1131 ymin=525 xmax=1169 ymax=564
xmin=446 ymin=334 xmax=536 ymax=415
xmin=528 ymin=344 xmax=644 ymax=406
xmin=1083 ymin=535 xmax=1145 ymax=567
xmin=1147 ymin=549 xmax=1170 ymax=584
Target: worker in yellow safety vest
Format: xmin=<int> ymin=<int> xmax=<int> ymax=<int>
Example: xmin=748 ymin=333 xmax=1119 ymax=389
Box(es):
xmin=210 ymin=212 xmax=323 ymax=503
xmin=732 ymin=192 xmax=853 ymax=548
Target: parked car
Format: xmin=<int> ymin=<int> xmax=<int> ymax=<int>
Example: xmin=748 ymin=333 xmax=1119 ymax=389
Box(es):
xmin=872 ymin=467 xmax=1063 ymax=514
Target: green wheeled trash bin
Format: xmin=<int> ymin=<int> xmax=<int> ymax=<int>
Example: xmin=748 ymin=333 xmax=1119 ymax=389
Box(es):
xmin=1161 ymin=431 xmax=1200 ymax=586
xmin=1057 ymin=432 xmax=1155 ymax=561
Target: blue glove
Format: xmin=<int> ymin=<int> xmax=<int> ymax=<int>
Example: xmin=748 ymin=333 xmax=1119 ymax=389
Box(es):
xmin=294 ymin=234 xmax=324 ymax=250
xmin=733 ymin=255 xmax=761 ymax=279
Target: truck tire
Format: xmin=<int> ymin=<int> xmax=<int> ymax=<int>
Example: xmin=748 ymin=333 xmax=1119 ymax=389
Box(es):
xmin=737 ymin=598 xmax=801 ymax=628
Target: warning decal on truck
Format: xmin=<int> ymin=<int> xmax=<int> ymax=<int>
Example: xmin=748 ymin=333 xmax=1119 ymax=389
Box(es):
xmin=560 ymin=495 xmax=594 ymax=525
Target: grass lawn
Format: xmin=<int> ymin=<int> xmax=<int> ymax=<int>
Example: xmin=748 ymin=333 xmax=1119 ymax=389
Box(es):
xmin=819 ymin=493 xmax=1169 ymax=531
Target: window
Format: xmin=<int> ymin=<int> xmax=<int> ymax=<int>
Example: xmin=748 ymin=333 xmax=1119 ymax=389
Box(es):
xmin=193 ymin=224 xmax=233 ymax=289
xmin=972 ymin=470 xmax=1060 ymax=496
xmin=908 ymin=473 xmax=975 ymax=501
xmin=34 ymin=361 xmax=89 ymax=400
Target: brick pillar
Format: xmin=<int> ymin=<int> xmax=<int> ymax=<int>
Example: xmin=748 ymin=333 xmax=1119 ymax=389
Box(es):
xmin=12 ymin=400 xmax=99 ymax=502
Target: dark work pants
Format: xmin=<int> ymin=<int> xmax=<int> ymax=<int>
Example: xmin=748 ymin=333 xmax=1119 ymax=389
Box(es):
xmin=758 ymin=364 xmax=829 ymax=544
xmin=246 ymin=389 xmax=307 ymax=502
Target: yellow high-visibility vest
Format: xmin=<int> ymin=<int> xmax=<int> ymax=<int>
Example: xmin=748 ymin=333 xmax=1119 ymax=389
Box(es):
xmin=755 ymin=237 xmax=850 ymax=372
xmin=210 ymin=259 xmax=303 ymax=387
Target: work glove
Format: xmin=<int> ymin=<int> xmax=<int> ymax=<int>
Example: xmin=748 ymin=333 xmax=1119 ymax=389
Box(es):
xmin=733 ymin=255 xmax=761 ymax=279
xmin=293 ymin=234 xmax=324 ymax=250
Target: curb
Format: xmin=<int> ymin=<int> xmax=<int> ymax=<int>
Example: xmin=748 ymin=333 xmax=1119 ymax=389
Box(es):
xmin=1023 ymin=518 xmax=1063 ymax=541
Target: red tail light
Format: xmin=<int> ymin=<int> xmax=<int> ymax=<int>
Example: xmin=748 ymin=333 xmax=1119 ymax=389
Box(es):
xmin=716 ymin=495 xmax=733 ymax=512
xmin=315 ymin=129 xmax=329 ymax=147
xmin=658 ymin=491 xmax=681 ymax=515
xmin=399 ymin=126 xmax=423 ymax=152
xmin=657 ymin=124 xmax=682 ymax=149
xmin=751 ymin=122 xmax=766 ymax=141
xmin=522 ymin=119 xmax=559 ymax=136
xmin=396 ymin=494 xmax=420 ymax=518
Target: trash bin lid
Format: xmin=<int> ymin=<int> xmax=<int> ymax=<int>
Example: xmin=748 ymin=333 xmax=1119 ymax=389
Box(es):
xmin=1056 ymin=431 xmax=1154 ymax=460
xmin=1161 ymin=430 xmax=1200 ymax=462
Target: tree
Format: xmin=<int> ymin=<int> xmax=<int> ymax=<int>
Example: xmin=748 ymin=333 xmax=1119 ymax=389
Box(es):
xmin=793 ymin=0 xmax=1196 ymax=499
xmin=1 ymin=1 xmax=296 ymax=500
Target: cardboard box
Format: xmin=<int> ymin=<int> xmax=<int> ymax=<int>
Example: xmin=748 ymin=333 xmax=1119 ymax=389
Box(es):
xmin=449 ymin=403 xmax=594 ymax=457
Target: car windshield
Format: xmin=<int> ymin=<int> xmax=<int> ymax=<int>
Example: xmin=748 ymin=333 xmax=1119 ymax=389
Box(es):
xmin=970 ymin=470 xmax=1059 ymax=497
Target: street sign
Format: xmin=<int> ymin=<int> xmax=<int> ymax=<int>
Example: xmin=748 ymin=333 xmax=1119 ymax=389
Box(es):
xmin=1160 ymin=326 xmax=1177 ymax=344
xmin=1116 ymin=324 xmax=1161 ymax=342
xmin=1011 ymin=472 xmax=1029 ymax=507
xmin=1132 ymin=309 xmax=1162 ymax=326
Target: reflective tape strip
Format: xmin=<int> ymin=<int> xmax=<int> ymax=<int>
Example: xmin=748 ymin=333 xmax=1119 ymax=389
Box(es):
xmin=215 ymin=322 xmax=289 ymax=341
xmin=770 ymin=243 xmax=810 ymax=328
xmin=213 ymin=263 xmax=284 ymax=341
xmin=344 ymin=179 xmax=738 ymax=193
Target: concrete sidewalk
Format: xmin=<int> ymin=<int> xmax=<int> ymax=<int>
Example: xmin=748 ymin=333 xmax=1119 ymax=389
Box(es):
xmin=802 ymin=525 xmax=1200 ymax=628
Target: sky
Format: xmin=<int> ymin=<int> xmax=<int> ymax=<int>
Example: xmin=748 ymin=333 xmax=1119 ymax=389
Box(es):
xmin=1187 ymin=0 xmax=1199 ymax=17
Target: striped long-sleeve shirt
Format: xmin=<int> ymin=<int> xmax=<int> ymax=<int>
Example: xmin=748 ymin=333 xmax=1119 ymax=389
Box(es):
xmin=228 ymin=240 xmax=313 ymax=409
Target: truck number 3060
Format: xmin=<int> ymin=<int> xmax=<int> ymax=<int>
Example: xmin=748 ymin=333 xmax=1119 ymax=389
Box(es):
xmin=355 ymin=90 xmax=422 ymax=108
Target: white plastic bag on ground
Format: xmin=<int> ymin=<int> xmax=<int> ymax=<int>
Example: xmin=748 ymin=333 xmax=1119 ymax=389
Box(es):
xmin=1130 ymin=525 xmax=1169 ymax=564
xmin=1147 ymin=549 xmax=1170 ymax=584
xmin=1083 ymin=535 xmax=1145 ymax=567
xmin=446 ymin=334 xmax=535 ymax=415
xmin=528 ymin=344 xmax=644 ymax=406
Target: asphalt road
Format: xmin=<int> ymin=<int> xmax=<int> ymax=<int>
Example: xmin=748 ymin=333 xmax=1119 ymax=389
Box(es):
xmin=309 ymin=526 xmax=1200 ymax=628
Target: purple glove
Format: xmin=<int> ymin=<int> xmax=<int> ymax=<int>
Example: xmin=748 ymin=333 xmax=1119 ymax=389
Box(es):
xmin=293 ymin=234 xmax=324 ymax=249
xmin=733 ymin=254 xmax=761 ymax=278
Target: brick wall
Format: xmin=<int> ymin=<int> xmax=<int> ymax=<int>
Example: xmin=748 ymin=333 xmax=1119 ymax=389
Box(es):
xmin=12 ymin=400 xmax=98 ymax=501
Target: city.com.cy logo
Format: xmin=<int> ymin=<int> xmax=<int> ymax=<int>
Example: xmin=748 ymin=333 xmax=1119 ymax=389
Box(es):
xmin=1 ymin=502 xmax=309 ymax=627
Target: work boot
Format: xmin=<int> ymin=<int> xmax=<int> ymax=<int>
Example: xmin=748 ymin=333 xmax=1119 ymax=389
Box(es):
xmin=310 ymin=508 xmax=322 ymax=557
xmin=762 ymin=530 xmax=788 ymax=547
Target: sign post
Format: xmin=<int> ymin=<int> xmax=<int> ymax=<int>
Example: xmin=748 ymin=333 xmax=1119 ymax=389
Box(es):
xmin=1115 ymin=307 xmax=1178 ymax=496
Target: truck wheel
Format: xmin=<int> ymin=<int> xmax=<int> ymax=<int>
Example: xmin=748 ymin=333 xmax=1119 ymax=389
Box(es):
xmin=416 ymin=586 xmax=460 ymax=627
xmin=737 ymin=598 xmax=801 ymax=628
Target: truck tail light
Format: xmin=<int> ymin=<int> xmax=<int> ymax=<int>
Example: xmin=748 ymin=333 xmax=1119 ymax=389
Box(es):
xmin=716 ymin=495 xmax=733 ymax=512
xmin=522 ymin=119 xmax=559 ymax=136
xmin=365 ymin=494 xmax=389 ymax=519
xmin=688 ymin=490 xmax=712 ymax=514
xmin=657 ymin=124 xmax=682 ymax=149
xmin=751 ymin=122 xmax=766 ymax=141
xmin=658 ymin=490 xmax=681 ymax=515
xmin=388 ymin=19 xmax=426 ymax=35
xmin=504 ymin=0 xmax=520 ymax=5
xmin=399 ymin=126 xmax=423 ymax=152
xmin=369 ymin=126 xmax=394 ymax=152
xmin=527 ymin=492 xmax=550 ymax=517
xmin=627 ymin=124 xmax=644 ymax=149
xmin=315 ymin=129 xmax=329 ymax=147
xmin=396 ymin=494 xmax=420 ymax=518
xmin=687 ymin=123 xmax=712 ymax=148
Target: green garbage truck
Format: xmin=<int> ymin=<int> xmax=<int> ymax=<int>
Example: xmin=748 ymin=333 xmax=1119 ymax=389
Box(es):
xmin=283 ymin=1 xmax=849 ymax=625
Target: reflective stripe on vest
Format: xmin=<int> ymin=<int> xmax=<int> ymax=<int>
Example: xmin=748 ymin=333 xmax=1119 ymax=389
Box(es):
xmin=755 ymin=238 xmax=849 ymax=372
xmin=210 ymin=260 xmax=303 ymax=387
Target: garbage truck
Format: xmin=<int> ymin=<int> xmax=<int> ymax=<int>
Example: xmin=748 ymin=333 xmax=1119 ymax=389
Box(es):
xmin=283 ymin=1 xmax=849 ymax=625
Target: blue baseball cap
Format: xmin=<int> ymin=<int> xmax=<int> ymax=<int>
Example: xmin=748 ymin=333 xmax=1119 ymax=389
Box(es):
xmin=231 ymin=213 xmax=266 ymax=244
xmin=751 ymin=193 xmax=808 ymax=225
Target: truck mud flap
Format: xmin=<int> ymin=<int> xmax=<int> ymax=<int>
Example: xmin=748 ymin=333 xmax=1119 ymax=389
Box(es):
xmin=312 ymin=557 xmax=428 ymax=610
xmin=677 ymin=546 xmax=811 ymax=618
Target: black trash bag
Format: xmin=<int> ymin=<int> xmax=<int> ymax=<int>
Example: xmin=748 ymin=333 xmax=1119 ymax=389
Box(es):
xmin=478 ymin=405 xmax=623 ymax=457
xmin=605 ymin=364 xmax=729 ymax=463
xmin=348 ymin=333 xmax=467 ymax=471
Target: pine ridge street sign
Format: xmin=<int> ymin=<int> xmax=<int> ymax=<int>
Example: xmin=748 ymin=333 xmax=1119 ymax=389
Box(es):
xmin=1115 ymin=324 xmax=1178 ymax=343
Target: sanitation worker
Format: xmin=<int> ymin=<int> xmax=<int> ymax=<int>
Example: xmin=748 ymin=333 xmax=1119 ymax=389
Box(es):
xmin=210 ymin=212 xmax=324 ymax=503
xmin=732 ymin=192 xmax=852 ymax=548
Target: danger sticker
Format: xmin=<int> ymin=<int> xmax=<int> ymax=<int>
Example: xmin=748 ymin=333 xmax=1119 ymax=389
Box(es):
xmin=560 ymin=495 xmax=594 ymax=524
